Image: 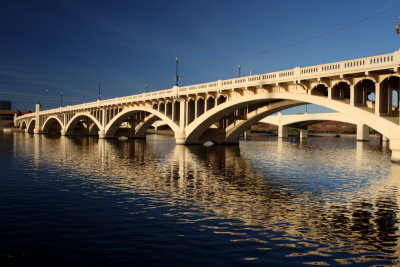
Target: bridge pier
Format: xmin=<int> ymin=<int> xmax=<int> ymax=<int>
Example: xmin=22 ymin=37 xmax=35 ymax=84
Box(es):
xmin=33 ymin=103 xmax=43 ymax=134
xmin=175 ymin=132 xmax=186 ymax=145
xmin=278 ymin=125 xmax=288 ymax=138
xmin=98 ymin=131 xmax=108 ymax=139
xmin=299 ymin=129 xmax=308 ymax=139
xmin=390 ymin=139 xmax=400 ymax=163
xmin=356 ymin=124 xmax=369 ymax=142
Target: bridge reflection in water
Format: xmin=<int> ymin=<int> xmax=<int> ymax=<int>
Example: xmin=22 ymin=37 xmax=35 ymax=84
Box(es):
xmin=11 ymin=133 xmax=400 ymax=265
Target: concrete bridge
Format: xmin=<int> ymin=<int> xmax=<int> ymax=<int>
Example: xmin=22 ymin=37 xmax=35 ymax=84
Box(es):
xmin=14 ymin=50 xmax=400 ymax=161
xmin=260 ymin=112 xmax=383 ymax=141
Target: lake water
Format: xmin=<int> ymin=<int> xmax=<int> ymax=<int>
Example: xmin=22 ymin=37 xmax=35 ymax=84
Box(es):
xmin=1 ymin=132 xmax=400 ymax=266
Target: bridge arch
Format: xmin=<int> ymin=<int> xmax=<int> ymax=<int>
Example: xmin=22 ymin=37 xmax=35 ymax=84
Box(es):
xmin=20 ymin=120 xmax=27 ymax=129
xmin=225 ymin=100 xmax=304 ymax=143
xmin=185 ymin=92 xmax=400 ymax=145
xmin=103 ymin=106 xmax=179 ymax=138
xmin=135 ymin=114 xmax=161 ymax=138
xmin=64 ymin=113 xmax=102 ymax=136
xmin=42 ymin=116 xmax=64 ymax=134
xmin=27 ymin=119 xmax=35 ymax=133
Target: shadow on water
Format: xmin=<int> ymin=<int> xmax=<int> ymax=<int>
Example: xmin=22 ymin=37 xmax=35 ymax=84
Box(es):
xmin=1 ymin=133 xmax=400 ymax=266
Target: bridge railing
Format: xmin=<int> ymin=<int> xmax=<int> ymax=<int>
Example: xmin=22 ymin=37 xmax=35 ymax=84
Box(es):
xmin=175 ymin=50 xmax=399 ymax=96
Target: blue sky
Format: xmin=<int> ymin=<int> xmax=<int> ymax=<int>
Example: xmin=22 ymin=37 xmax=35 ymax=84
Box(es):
xmin=1 ymin=0 xmax=400 ymax=112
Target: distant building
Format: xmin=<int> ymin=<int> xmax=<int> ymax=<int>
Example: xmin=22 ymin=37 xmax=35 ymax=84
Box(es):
xmin=308 ymin=121 xmax=356 ymax=134
xmin=253 ymin=121 xmax=356 ymax=134
xmin=0 ymin=101 xmax=11 ymax=110
xmin=0 ymin=110 xmax=33 ymax=120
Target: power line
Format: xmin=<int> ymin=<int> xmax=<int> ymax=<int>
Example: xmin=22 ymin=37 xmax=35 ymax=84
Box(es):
xmin=181 ymin=2 xmax=400 ymax=65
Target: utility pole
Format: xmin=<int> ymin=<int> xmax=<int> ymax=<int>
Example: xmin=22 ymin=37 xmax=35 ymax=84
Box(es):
xmin=175 ymin=57 xmax=179 ymax=86
xmin=60 ymin=90 xmax=63 ymax=107
xmin=98 ymin=80 xmax=101 ymax=100
xmin=238 ymin=65 xmax=241 ymax=78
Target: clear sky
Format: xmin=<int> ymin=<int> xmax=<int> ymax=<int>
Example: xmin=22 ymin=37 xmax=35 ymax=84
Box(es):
xmin=1 ymin=0 xmax=400 ymax=113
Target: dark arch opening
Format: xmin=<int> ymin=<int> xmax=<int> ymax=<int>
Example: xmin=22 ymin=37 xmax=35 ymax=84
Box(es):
xmin=187 ymin=99 xmax=195 ymax=124
xmin=354 ymin=79 xmax=375 ymax=107
xmin=311 ymin=84 xmax=328 ymax=97
xmin=66 ymin=116 xmax=99 ymax=136
xmin=166 ymin=102 xmax=172 ymax=118
xmin=207 ymin=97 xmax=215 ymax=110
xmin=173 ymin=101 xmax=180 ymax=122
xmin=332 ymin=82 xmax=350 ymax=100
xmin=197 ymin=98 xmax=205 ymax=117
xmin=380 ymin=76 xmax=400 ymax=115
xmin=159 ymin=102 xmax=165 ymax=113
xmin=217 ymin=95 xmax=227 ymax=105
xmin=43 ymin=118 xmax=62 ymax=135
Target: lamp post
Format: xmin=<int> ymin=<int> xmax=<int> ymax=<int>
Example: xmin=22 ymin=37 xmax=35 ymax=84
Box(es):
xmin=175 ymin=57 xmax=179 ymax=86
xmin=98 ymin=80 xmax=101 ymax=100
xmin=238 ymin=65 xmax=241 ymax=78
xmin=145 ymin=84 xmax=149 ymax=93
xmin=60 ymin=90 xmax=63 ymax=107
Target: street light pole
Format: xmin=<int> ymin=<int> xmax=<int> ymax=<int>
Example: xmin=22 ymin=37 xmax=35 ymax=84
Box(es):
xmin=145 ymin=84 xmax=149 ymax=93
xmin=98 ymin=80 xmax=101 ymax=100
xmin=175 ymin=57 xmax=179 ymax=86
xmin=60 ymin=90 xmax=63 ymax=107
xmin=238 ymin=65 xmax=241 ymax=78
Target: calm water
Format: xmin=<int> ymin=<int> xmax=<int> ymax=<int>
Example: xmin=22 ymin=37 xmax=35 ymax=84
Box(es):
xmin=1 ymin=132 xmax=400 ymax=266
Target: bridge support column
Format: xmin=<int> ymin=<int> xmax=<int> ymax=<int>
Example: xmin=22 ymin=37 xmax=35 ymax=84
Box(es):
xmin=175 ymin=132 xmax=186 ymax=145
xmin=299 ymin=129 xmax=308 ymax=139
xmin=278 ymin=125 xmax=288 ymax=138
xmin=390 ymin=139 xmax=400 ymax=163
xmin=381 ymin=135 xmax=389 ymax=142
xmin=350 ymin=85 xmax=355 ymax=106
xmin=356 ymin=124 xmax=369 ymax=141
xmin=98 ymin=130 xmax=108 ymax=139
xmin=34 ymin=104 xmax=43 ymax=134
xmin=375 ymin=82 xmax=381 ymax=115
